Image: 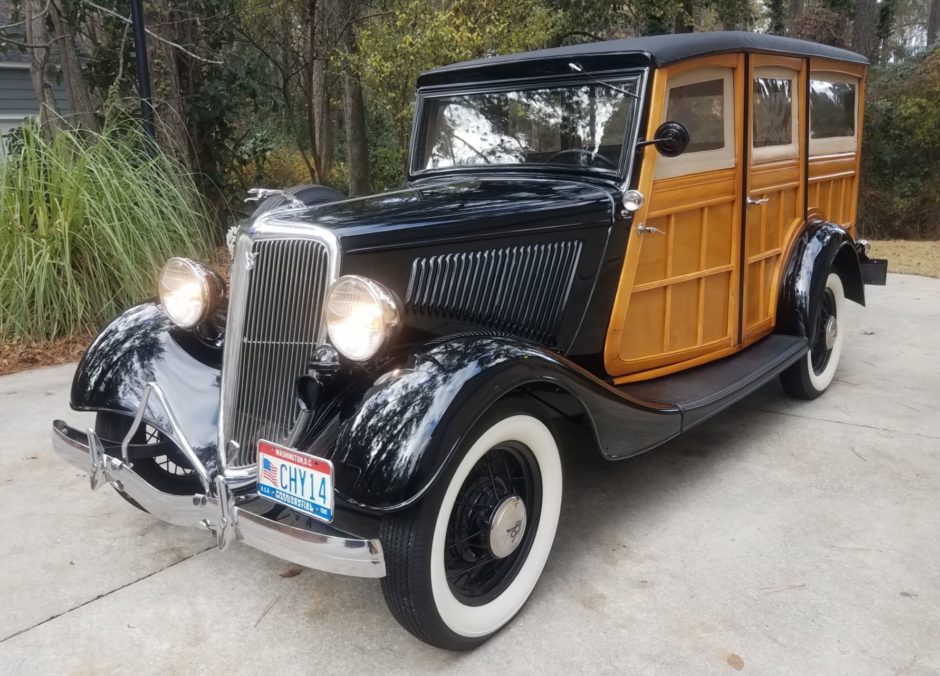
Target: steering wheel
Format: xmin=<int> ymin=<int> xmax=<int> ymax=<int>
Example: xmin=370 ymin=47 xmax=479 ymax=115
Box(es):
xmin=545 ymin=148 xmax=617 ymax=169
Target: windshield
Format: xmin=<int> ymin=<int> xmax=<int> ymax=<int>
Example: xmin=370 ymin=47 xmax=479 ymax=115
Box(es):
xmin=416 ymin=76 xmax=641 ymax=175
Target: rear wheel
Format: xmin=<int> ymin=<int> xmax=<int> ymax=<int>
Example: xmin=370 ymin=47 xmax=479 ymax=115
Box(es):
xmin=780 ymin=272 xmax=846 ymax=399
xmin=380 ymin=401 xmax=563 ymax=650
xmin=94 ymin=413 xmax=202 ymax=510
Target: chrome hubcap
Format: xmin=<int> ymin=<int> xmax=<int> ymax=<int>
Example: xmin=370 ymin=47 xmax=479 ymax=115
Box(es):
xmin=488 ymin=496 xmax=527 ymax=559
xmin=824 ymin=315 xmax=838 ymax=350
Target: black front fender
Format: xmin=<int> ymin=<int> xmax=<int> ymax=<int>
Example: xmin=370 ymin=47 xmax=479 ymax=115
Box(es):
xmin=776 ymin=220 xmax=865 ymax=344
xmin=71 ymin=302 xmax=222 ymax=474
xmin=323 ymin=336 xmax=680 ymax=513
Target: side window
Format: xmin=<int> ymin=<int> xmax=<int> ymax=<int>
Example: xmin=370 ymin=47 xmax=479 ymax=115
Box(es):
xmin=655 ymin=67 xmax=735 ymax=179
xmin=751 ymin=67 xmax=799 ymax=162
xmin=809 ymin=74 xmax=858 ymax=155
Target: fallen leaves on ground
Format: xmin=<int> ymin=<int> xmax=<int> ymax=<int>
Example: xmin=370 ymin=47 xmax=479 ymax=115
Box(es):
xmin=0 ymin=335 xmax=91 ymax=377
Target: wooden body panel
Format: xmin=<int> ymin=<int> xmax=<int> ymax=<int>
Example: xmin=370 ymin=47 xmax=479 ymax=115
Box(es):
xmin=743 ymin=53 xmax=807 ymax=340
xmin=605 ymin=50 xmax=865 ymax=384
xmin=806 ymin=59 xmax=866 ymax=238
xmin=605 ymin=55 xmax=744 ymax=379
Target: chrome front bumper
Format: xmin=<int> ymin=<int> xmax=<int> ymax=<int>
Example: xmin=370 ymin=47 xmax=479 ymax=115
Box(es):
xmin=52 ymin=420 xmax=385 ymax=578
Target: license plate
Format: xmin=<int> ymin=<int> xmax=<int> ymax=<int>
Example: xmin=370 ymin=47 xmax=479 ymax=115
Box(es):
xmin=257 ymin=440 xmax=334 ymax=523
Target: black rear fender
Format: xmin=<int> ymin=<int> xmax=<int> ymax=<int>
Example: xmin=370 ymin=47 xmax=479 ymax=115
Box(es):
xmin=776 ymin=220 xmax=864 ymax=346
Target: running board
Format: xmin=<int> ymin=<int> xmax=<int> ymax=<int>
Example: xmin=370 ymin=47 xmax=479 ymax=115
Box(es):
xmin=619 ymin=335 xmax=809 ymax=432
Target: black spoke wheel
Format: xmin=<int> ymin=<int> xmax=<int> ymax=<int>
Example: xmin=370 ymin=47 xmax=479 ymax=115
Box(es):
xmin=380 ymin=399 xmax=563 ymax=651
xmin=95 ymin=413 xmax=202 ymax=511
xmin=810 ymin=288 xmax=837 ymax=375
xmin=444 ymin=442 xmax=541 ymax=606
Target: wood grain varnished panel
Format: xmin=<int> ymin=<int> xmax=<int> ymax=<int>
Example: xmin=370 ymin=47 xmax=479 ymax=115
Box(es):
xmin=743 ymin=55 xmax=806 ymax=341
xmin=605 ymin=54 xmax=744 ymax=378
xmin=807 ymin=59 xmax=866 ymax=237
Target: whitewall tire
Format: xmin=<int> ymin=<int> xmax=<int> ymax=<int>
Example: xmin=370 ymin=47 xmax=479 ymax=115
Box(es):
xmin=781 ymin=272 xmax=846 ymax=399
xmin=380 ymin=401 xmax=563 ymax=650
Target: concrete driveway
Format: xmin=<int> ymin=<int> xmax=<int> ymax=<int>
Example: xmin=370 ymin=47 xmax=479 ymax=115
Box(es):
xmin=1 ymin=273 xmax=938 ymax=675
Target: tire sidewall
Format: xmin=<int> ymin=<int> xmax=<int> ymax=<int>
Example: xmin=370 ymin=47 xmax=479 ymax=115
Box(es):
xmin=429 ymin=411 xmax=562 ymax=639
xmin=806 ymin=272 xmax=846 ymax=393
xmin=380 ymin=399 xmax=563 ymax=649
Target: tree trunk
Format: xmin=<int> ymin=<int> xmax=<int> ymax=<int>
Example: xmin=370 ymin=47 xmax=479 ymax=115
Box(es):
xmin=789 ymin=0 xmax=804 ymax=33
xmin=768 ymin=0 xmax=786 ymax=35
xmin=673 ymin=0 xmax=694 ymax=33
xmin=304 ymin=0 xmax=324 ymax=184
xmin=929 ymin=0 xmax=940 ymax=45
xmin=852 ymin=0 xmax=879 ymax=61
xmin=23 ymin=0 xmax=61 ymax=137
xmin=49 ymin=0 xmax=99 ymax=132
xmin=311 ymin=0 xmax=334 ymax=182
xmin=147 ymin=0 xmax=191 ymax=163
xmin=342 ymin=15 xmax=370 ymax=197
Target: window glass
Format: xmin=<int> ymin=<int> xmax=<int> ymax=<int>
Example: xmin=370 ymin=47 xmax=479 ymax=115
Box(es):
xmin=418 ymin=79 xmax=638 ymax=172
xmin=666 ymin=79 xmax=725 ymax=153
xmin=753 ymin=77 xmax=793 ymax=148
xmin=810 ymin=80 xmax=856 ymax=139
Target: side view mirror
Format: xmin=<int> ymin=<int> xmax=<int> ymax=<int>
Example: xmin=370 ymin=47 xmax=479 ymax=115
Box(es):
xmin=637 ymin=121 xmax=690 ymax=158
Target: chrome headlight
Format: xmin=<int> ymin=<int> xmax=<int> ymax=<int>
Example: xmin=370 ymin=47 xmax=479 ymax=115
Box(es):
xmin=158 ymin=257 xmax=221 ymax=328
xmin=325 ymin=276 xmax=400 ymax=361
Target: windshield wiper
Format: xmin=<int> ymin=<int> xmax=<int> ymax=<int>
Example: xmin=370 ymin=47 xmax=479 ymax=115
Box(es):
xmin=568 ymin=62 xmax=639 ymax=99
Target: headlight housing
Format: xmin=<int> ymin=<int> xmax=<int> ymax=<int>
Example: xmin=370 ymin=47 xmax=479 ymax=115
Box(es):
xmin=158 ymin=257 xmax=222 ymax=328
xmin=325 ymin=276 xmax=400 ymax=361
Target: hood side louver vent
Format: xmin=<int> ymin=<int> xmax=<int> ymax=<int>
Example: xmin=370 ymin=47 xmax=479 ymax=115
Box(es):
xmin=405 ymin=241 xmax=582 ymax=345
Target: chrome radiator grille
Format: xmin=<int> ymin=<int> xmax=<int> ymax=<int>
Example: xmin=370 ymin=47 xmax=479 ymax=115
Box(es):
xmin=221 ymin=231 xmax=332 ymax=469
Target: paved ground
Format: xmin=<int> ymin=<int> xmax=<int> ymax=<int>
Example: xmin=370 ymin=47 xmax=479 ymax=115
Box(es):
xmin=0 ymin=273 xmax=938 ymax=676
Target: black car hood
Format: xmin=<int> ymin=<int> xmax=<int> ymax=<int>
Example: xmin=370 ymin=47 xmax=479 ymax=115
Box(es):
xmin=270 ymin=177 xmax=617 ymax=253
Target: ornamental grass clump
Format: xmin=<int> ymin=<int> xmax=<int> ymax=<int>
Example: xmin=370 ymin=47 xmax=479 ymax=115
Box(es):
xmin=0 ymin=119 xmax=214 ymax=341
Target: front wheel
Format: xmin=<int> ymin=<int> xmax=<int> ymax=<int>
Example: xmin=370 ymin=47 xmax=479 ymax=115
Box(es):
xmin=380 ymin=402 xmax=563 ymax=650
xmin=780 ymin=272 xmax=846 ymax=399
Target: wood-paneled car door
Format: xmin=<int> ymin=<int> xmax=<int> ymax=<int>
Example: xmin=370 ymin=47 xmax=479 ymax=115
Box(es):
xmin=743 ymin=56 xmax=807 ymax=343
xmin=606 ymin=54 xmax=745 ymax=382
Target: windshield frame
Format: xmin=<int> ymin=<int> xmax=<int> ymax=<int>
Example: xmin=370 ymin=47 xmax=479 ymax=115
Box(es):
xmin=408 ymin=68 xmax=648 ymax=187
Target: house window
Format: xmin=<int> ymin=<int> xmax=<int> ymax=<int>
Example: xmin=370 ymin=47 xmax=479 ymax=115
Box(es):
xmin=810 ymin=74 xmax=858 ymax=155
xmin=751 ymin=67 xmax=799 ymax=162
xmin=656 ymin=67 xmax=735 ymax=179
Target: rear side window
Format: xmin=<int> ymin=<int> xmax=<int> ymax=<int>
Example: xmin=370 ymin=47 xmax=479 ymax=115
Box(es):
xmin=753 ymin=78 xmax=793 ymax=147
xmin=751 ymin=67 xmax=799 ymax=161
xmin=810 ymin=75 xmax=858 ymax=154
xmin=656 ymin=67 xmax=735 ymax=179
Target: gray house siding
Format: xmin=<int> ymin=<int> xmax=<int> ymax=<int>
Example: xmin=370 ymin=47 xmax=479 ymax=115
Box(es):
xmin=1 ymin=0 xmax=71 ymax=137
xmin=0 ymin=64 xmax=70 ymax=137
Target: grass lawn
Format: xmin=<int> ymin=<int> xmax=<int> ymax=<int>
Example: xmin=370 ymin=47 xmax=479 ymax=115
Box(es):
xmin=1 ymin=240 xmax=937 ymax=377
xmin=869 ymin=240 xmax=940 ymax=279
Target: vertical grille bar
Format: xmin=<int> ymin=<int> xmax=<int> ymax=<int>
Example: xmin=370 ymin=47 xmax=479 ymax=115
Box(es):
xmin=220 ymin=229 xmax=333 ymax=470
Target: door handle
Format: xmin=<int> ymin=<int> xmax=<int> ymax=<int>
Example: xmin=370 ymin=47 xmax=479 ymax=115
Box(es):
xmin=747 ymin=196 xmax=770 ymax=206
xmin=636 ymin=223 xmax=665 ymax=235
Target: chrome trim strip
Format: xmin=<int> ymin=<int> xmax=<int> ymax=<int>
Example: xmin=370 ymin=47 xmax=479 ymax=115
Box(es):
xmin=218 ymin=214 xmax=340 ymax=479
xmin=52 ymin=420 xmax=386 ymax=578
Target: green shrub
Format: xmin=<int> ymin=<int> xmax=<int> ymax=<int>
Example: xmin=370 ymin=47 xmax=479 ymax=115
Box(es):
xmin=859 ymin=48 xmax=940 ymax=240
xmin=0 ymin=118 xmax=214 ymax=341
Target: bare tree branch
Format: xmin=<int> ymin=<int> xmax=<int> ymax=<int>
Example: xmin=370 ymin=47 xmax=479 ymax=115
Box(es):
xmin=84 ymin=0 xmax=223 ymax=64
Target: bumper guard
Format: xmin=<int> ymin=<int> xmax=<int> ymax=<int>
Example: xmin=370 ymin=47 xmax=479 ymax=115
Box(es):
xmin=52 ymin=419 xmax=385 ymax=578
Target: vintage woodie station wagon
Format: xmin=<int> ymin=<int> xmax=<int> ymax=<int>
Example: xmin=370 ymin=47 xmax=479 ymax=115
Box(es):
xmin=53 ymin=32 xmax=886 ymax=649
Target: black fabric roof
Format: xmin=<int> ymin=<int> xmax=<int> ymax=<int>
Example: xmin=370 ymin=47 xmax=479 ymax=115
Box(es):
xmin=421 ymin=31 xmax=867 ymax=82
